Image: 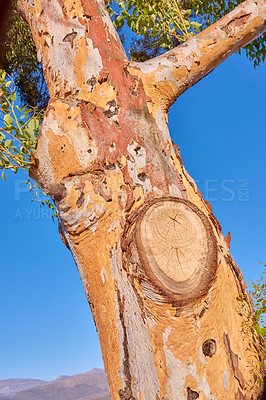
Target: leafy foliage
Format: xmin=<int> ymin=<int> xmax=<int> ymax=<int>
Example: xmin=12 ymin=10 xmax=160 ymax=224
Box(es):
xmin=108 ymin=0 xmax=266 ymax=64
xmin=249 ymin=266 xmax=266 ymax=339
xmin=243 ymin=35 xmax=266 ymax=68
xmin=109 ymin=0 xmax=201 ymax=47
xmin=0 ymin=1 xmax=49 ymax=111
xmin=129 ymin=35 xmax=171 ymax=62
xmin=246 ymin=267 xmax=266 ymax=393
xmin=0 ymin=69 xmax=57 ymax=218
xmin=27 ymin=180 xmax=58 ymax=221
xmin=186 ymin=0 xmax=242 ymax=25
xmin=0 ymin=70 xmax=42 ymax=179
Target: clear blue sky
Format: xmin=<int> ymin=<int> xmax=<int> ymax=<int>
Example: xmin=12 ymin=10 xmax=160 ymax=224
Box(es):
xmin=0 ymin=50 xmax=265 ymax=381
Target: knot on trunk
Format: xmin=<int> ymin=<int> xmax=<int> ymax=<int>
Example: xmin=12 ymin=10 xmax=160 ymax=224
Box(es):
xmin=132 ymin=197 xmax=218 ymax=307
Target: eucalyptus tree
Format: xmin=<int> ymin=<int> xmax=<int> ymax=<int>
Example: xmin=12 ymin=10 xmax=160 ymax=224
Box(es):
xmin=1 ymin=0 xmax=266 ymax=398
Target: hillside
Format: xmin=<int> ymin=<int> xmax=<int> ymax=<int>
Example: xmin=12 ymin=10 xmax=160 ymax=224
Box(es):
xmin=0 ymin=369 xmax=110 ymax=400
xmin=0 ymin=378 xmax=47 ymax=400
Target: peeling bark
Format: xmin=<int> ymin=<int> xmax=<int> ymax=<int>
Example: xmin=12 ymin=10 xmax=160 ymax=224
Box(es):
xmin=18 ymin=0 xmax=266 ymax=399
xmin=135 ymin=0 xmax=266 ymax=110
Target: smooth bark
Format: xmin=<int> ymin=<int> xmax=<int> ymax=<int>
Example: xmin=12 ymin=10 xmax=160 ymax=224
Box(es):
xmin=137 ymin=0 xmax=266 ymax=108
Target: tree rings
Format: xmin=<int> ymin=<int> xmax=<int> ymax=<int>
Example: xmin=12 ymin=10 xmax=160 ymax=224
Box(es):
xmin=134 ymin=198 xmax=218 ymax=306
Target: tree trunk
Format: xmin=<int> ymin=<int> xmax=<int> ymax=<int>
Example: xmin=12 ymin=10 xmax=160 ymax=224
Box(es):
xmin=19 ymin=0 xmax=266 ymax=398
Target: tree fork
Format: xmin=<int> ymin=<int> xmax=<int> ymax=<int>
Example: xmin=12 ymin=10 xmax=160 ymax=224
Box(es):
xmin=18 ymin=0 xmax=266 ymax=398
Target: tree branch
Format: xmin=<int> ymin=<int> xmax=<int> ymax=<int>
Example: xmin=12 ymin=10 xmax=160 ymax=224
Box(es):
xmin=136 ymin=0 xmax=266 ymax=111
xmin=18 ymin=0 xmax=127 ymax=99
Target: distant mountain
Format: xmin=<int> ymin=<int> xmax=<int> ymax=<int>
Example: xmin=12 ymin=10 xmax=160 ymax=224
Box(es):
xmin=0 ymin=378 xmax=47 ymax=400
xmin=0 ymin=369 xmax=110 ymax=400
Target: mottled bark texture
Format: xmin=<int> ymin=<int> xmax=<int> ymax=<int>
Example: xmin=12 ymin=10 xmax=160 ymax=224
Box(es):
xmin=18 ymin=0 xmax=266 ymax=399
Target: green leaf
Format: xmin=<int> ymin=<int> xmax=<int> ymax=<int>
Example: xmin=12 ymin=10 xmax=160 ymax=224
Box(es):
xmin=151 ymin=28 xmax=159 ymax=38
xmin=143 ymin=6 xmax=150 ymax=15
xmin=0 ymin=132 xmax=5 ymax=141
xmin=4 ymin=114 xmax=13 ymax=125
xmin=119 ymin=1 xmax=126 ymax=11
xmin=191 ymin=21 xmax=202 ymax=30
xmin=2 ymin=102 xmax=9 ymax=113
xmin=4 ymin=139 xmax=13 ymax=148
xmin=28 ymin=117 xmax=39 ymax=131
xmin=25 ymin=128 xmax=35 ymax=138
xmin=114 ymin=15 xmax=125 ymax=29
xmin=260 ymin=328 xmax=266 ymax=337
xmin=10 ymin=91 xmax=17 ymax=101
xmin=184 ymin=9 xmax=192 ymax=17
xmin=20 ymin=146 xmax=27 ymax=154
xmin=106 ymin=5 xmax=113 ymax=16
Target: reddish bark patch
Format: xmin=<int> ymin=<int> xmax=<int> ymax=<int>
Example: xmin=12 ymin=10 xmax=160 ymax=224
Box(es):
xmin=221 ymin=11 xmax=251 ymax=36
xmin=225 ymin=231 xmax=231 ymax=249
xmin=224 ymin=333 xmax=245 ymax=388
